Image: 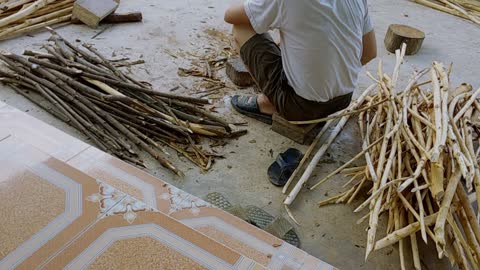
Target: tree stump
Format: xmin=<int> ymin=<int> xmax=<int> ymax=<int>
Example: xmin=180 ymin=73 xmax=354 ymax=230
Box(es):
xmin=384 ymin=24 xmax=425 ymax=55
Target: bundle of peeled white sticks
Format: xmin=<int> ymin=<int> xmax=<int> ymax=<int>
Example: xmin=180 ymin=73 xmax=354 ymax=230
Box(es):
xmin=0 ymin=0 xmax=74 ymax=40
xmin=284 ymin=44 xmax=480 ymax=269
xmin=411 ymin=0 xmax=480 ymax=27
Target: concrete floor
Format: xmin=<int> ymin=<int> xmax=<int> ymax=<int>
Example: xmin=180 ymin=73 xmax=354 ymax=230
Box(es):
xmin=1 ymin=0 xmax=479 ymax=269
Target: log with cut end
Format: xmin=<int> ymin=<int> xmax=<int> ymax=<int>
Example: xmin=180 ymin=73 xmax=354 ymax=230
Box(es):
xmin=384 ymin=24 xmax=425 ymax=55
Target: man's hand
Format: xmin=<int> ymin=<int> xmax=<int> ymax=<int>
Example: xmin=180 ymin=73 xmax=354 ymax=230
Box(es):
xmin=361 ymin=30 xmax=377 ymax=66
xmin=224 ymin=2 xmax=250 ymax=25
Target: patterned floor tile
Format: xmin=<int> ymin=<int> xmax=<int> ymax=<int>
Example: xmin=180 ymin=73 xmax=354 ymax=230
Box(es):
xmin=0 ymin=136 xmax=124 ymax=270
xmin=1 ymin=103 xmax=336 ymax=269
xmin=66 ymin=147 xmax=336 ymax=270
xmin=0 ymin=105 xmax=90 ymax=162
xmin=42 ymin=187 xmax=264 ymax=270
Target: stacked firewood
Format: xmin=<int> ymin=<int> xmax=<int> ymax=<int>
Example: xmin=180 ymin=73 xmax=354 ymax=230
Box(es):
xmin=411 ymin=0 xmax=480 ymax=26
xmin=0 ymin=29 xmax=245 ymax=175
xmin=0 ymin=0 xmax=74 ymax=40
xmin=284 ymin=44 xmax=480 ymax=269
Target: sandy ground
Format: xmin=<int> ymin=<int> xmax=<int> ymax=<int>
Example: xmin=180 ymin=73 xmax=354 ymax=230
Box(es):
xmin=1 ymin=0 xmax=479 ymax=269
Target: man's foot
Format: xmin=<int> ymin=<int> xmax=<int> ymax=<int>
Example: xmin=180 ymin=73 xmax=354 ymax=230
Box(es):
xmin=257 ymin=94 xmax=277 ymax=115
xmin=231 ymin=95 xmax=274 ymax=124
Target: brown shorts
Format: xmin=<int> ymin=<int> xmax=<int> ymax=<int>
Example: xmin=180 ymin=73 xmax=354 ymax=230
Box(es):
xmin=240 ymin=33 xmax=353 ymax=121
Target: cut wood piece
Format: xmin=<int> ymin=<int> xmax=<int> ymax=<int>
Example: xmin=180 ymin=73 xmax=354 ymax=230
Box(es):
xmin=71 ymin=12 xmax=143 ymax=24
xmin=225 ymin=57 xmax=254 ymax=87
xmin=72 ymin=0 xmax=119 ymax=28
xmin=384 ymin=24 xmax=425 ymax=55
xmin=271 ymin=113 xmax=320 ymax=145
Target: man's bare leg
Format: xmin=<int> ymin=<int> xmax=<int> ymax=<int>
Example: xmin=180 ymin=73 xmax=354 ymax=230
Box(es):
xmin=232 ymin=24 xmax=255 ymax=49
xmin=232 ymin=24 xmax=277 ymax=115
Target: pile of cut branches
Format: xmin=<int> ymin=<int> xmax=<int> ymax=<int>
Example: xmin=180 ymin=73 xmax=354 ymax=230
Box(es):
xmin=411 ymin=0 xmax=480 ymax=26
xmin=0 ymin=0 xmax=73 ymax=40
xmin=284 ymin=44 xmax=480 ymax=269
xmin=0 ymin=28 xmax=245 ymax=175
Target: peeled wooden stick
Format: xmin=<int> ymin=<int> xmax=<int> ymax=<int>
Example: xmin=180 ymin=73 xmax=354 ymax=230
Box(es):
xmin=309 ymin=137 xmax=383 ymax=190
xmin=438 ymin=0 xmax=480 ymax=25
xmin=284 ymin=83 xmax=377 ymax=205
xmin=1 ymin=14 xmax=72 ymax=40
xmin=407 ymin=212 xmax=421 ymax=270
xmin=457 ymin=207 xmax=480 ymax=264
xmin=457 ymin=185 xmax=480 ymax=245
xmin=0 ymin=6 xmax=72 ymax=39
xmin=282 ymin=117 xmax=337 ymax=194
xmin=431 ymin=67 xmax=445 ymax=161
xmin=0 ymin=0 xmax=33 ymax=15
xmin=288 ymin=98 xmax=388 ymax=125
xmin=435 ymin=168 xmax=463 ymax=249
xmin=0 ymin=0 xmax=56 ymax=28
xmin=455 ymin=87 xmax=480 ymax=123
xmin=365 ymin=132 xmax=399 ymax=260
xmin=396 ymin=209 xmax=407 ymax=270
xmin=374 ymin=212 xmax=438 ymax=250
xmin=411 ymin=0 xmax=471 ymax=20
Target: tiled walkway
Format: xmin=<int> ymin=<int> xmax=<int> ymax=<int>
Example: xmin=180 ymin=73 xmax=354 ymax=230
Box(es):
xmin=0 ymin=101 xmax=336 ymax=270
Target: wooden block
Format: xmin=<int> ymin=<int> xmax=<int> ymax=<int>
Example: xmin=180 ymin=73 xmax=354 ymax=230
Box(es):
xmin=226 ymin=57 xmax=254 ymax=87
xmin=271 ymin=114 xmax=319 ymax=145
xmin=73 ymin=0 xmax=119 ymax=28
xmin=384 ymin=24 xmax=425 ymax=55
xmin=72 ymin=12 xmax=143 ymax=25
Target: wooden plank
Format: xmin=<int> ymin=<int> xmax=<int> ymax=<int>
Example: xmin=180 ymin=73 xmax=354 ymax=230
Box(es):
xmin=271 ymin=113 xmax=319 ymax=144
xmin=72 ymin=0 xmax=119 ymax=28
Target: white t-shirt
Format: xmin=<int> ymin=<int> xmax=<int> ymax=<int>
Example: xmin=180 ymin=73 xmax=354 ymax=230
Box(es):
xmin=244 ymin=0 xmax=373 ymax=102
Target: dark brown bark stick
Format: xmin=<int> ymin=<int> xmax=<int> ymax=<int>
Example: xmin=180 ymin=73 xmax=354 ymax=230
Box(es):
xmin=163 ymin=97 xmax=231 ymax=131
xmin=8 ymin=84 xmax=70 ymax=122
xmin=80 ymin=72 xmax=210 ymax=104
xmin=103 ymin=111 xmax=183 ymax=175
xmin=23 ymin=50 xmax=57 ymax=60
xmin=1 ymin=53 xmax=133 ymax=153
xmin=114 ymin=152 xmax=146 ymax=168
xmin=108 ymin=113 xmax=179 ymax=142
xmin=40 ymin=84 xmax=109 ymax=152
xmin=46 ymin=27 xmax=103 ymax=65
xmin=126 ymin=125 xmax=169 ymax=155
xmin=83 ymin=43 xmax=129 ymax=82
xmin=89 ymin=97 xmax=182 ymax=138
xmin=43 ymin=45 xmax=70 ymax=66
xmin=48 ymin=32 xmax=75 ymax=61
xmin=28 ymin=57 xmax=83 ymax=76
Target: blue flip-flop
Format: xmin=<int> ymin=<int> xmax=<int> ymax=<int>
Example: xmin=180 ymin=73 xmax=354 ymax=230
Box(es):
xmin=268 ymin=148 xmax=304 ymax=186
xmin=231 ymin=95 xmax=273 ymax=124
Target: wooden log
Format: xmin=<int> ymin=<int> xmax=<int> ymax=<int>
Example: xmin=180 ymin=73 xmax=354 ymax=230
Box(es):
xmin=384 ymin=24 xmax=425 ymax=55
xmin=71 ymin=12 xmax=143 ymax=24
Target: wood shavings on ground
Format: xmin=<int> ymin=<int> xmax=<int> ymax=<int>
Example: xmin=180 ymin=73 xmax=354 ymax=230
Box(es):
xmin=283 ymin=43 xmax=480 ymax=269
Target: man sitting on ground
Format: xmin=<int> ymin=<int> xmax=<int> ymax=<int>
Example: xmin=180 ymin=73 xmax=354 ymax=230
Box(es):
xmin=224 ymin=0 xmax=377 ymax=124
